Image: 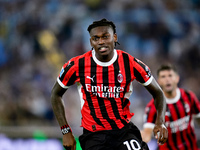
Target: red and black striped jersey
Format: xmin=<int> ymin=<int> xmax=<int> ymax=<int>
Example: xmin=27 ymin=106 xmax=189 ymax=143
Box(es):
xmin=57 ymin=49 xmax=153 ymax=132
xmin=143 ymin=88 xmax=200 ymax=150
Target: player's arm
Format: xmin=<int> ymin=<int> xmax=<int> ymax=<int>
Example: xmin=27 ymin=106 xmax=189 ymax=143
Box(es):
xmin=51 ymin=82 xmax=76 ymax=150
xmin=141 ymin=128 xmax=153 ymax=143
xmin=145 ymin=78 xmax=168 ymax=145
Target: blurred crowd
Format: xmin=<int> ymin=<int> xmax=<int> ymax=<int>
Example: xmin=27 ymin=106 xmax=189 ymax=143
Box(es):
xmin=0 ymin=0 xmax=200 ymax=137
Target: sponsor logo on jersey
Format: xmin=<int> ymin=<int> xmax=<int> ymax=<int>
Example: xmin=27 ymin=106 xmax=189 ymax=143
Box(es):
xmin=85 ymin=84 xmax=125 ymax=98
xmin=165 ymin=115 xmax=190 ymax=133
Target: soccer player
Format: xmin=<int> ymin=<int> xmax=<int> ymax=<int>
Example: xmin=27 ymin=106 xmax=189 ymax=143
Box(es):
xmin=141 ymin=64 xmax=200 ymax=150
xmin=51 ymin=18 xmax=168 ymax=150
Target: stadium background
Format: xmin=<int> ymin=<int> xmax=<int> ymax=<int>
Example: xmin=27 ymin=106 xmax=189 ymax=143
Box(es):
xmin=0 ymin=0 xmax=200 ymax=149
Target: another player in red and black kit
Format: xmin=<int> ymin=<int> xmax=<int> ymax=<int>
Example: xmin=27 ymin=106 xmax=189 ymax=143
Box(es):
xmin=51 ymin=18 xmax=168 ymax=150
xmin=141 ymin=64 xmax=200 ymax=150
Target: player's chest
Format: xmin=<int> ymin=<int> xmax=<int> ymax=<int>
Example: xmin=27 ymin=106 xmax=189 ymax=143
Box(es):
xmin=79 ymin=65 xmax=131 ymax=85
xmin=165 ymin=101 xmax=191 ymax=120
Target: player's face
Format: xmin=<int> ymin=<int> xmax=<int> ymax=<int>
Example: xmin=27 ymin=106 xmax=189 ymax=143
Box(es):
xmin=89 ymin=26 xmax=117 ymax=62
xmin=157 ymin=70 xmax=179 ymax=93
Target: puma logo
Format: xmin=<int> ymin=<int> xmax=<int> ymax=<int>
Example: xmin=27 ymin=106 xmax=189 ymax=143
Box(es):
xmin=165 ymin=111 xmax=171 ymax=117
xmin=86 ymin=75 xmax=95 ymax=82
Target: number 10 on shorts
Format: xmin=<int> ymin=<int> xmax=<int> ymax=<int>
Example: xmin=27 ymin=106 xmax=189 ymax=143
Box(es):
xmin=123 ymin=140 xmax=141 ymax=150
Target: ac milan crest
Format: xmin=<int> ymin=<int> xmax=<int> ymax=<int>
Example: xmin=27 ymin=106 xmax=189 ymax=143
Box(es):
xmin=117 ymin=73 xmax=123 ymax=83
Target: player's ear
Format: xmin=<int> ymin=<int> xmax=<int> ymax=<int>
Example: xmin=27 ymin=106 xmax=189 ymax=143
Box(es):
xmin=114 ymin=33 xmax=118 ymax=43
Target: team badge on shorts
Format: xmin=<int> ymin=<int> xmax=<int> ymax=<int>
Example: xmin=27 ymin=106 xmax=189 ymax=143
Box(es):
xmin=117 ymin=72 xmax=123 ymax=83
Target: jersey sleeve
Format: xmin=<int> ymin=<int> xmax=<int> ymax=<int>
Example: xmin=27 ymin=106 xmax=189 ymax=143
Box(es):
xmin=190 ymin=91 xmax=200 ymax=117
xmin=133 ymin=58 xmax=153 ymax=86
xmin=57 ymin=59 xmax=77 ymax=89
xmin=143 ymin=99 xmax=157 ymax=129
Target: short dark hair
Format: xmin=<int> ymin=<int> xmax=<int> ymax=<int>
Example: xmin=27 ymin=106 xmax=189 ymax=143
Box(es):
xmin=87 ymin=18 xmax=116 ymax=33
xmin=157 ymin=64 xmax=178 ymax=76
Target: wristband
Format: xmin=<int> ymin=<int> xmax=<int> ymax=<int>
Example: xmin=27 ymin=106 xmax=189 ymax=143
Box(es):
xmin=60 ymin=125 xmax=72 ymax=135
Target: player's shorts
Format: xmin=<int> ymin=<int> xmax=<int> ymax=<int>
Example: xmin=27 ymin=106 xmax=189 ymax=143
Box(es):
xmin=79 ymin=122 xmax=149 ymax=150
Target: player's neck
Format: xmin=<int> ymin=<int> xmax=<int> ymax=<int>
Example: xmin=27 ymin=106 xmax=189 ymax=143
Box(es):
xmin=96 ymin=51 xmax=114 ymax=62
xmin=164 ymin=89 xmax=177 ymax=99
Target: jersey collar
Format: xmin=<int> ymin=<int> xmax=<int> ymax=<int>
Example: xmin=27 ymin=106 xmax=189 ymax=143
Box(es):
xmin=166 ymin=88 xmax=180 ymax=104
xmin=92 ymin=49 xmax=117 ymax=66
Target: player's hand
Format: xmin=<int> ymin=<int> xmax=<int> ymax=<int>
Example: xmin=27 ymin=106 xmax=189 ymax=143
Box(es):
xmin=63 ymin=132 xmax=76 ymax=150
xmin=153 ymin=123 xmax=168 ymax=145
